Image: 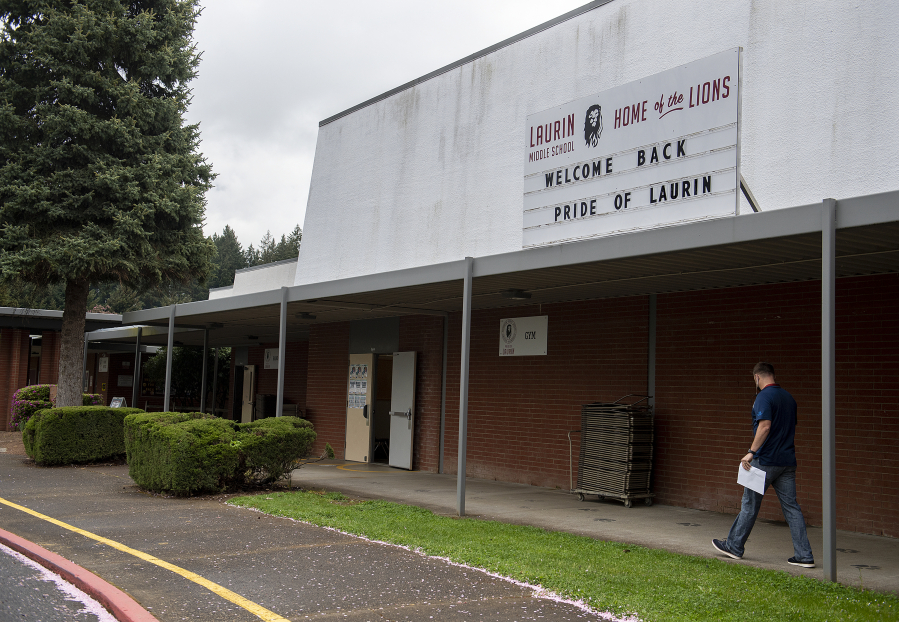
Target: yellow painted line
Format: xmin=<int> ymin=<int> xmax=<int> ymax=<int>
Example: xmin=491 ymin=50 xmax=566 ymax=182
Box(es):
xmin=0 ymin=496 xmax=290 ymax=622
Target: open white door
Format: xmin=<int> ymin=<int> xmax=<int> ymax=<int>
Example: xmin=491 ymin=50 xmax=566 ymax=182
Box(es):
xmin=388 ymin=351 xmax=416 ymax=470
xmin=240 ymin=365 xmax=256 ymax=423
xmin=345 ymin=354 xmax=375 ymax=462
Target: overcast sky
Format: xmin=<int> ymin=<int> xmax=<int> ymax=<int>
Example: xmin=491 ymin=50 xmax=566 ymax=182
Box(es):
xmin=186 ymin=0 xmax=587 ymax=248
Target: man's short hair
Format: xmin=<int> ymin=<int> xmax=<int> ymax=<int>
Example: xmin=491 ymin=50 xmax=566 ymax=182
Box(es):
xmin=753 ymin=362 xmax=775 ymax=377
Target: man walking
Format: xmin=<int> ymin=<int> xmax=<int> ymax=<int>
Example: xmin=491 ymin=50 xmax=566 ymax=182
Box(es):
xmin=713 ymin=362 xmax=815 ymax=567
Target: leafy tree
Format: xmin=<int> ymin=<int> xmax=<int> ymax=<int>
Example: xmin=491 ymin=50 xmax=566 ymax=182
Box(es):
xmin=0 ymin=1 xmax=215 ymax=406
xmin=142 ymin=345 xmax=230 ymax=412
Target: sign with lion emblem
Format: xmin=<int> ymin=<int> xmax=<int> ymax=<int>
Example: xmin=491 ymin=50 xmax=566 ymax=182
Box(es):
xmin=523 ymin=48 xmax=742 ymax=248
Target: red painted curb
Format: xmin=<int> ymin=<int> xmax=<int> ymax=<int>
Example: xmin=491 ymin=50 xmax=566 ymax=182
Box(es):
xmin=0 ymin=527 xmax=159 ymax=622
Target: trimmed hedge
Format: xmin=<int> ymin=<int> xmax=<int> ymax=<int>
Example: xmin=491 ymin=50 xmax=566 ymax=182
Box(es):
xmin=124 ymin=413 xmax=316 ymax=495
xmin=238 ymin=417 xmax=317 ymax=484
xmin=124 ymin=412 xmax=240 ymax=495
xmin=23 ymin=406 xmax=145 ymax=466
xmin=9 ymin=385 xmax=103 ymax=430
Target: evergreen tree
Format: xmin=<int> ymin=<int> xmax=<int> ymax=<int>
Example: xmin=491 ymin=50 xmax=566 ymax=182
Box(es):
xmin=256 ymin=230 xmax=276 ymax=265
xmin=0 ymin=1 xmax=215 ymax=405
xmin=209 ymin=224 xmax=246 ymax=288
xmin=243 ymin=243 xmax=259 ymax=268
xmin=103 ymin=284 xmax=143 ymax=314
xmin=271 ymin=224 xmax=302 ymax=262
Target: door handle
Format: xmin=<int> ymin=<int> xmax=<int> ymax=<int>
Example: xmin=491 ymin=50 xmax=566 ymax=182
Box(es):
xmin=363 ymin=404 xmax=369 ymax=419
xmin=390 ymin=410 xmax=413 ymax=420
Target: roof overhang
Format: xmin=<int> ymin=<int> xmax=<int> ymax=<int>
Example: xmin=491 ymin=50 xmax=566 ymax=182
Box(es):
xmin=111 ymin=191 xmax=898 ymax=348
xmin=0 ymin=308 xmax=123 ymax=332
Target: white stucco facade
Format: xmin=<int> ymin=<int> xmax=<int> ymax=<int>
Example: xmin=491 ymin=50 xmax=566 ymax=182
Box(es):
xmin=209 ymin=258 xmax=297 ymax=299
xmin=295 ymin=0 xmax=899 ymax=286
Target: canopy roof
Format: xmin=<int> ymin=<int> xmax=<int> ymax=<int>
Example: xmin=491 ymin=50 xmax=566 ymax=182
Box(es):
xmin=99 ymin=191 xmax=899 ymax=348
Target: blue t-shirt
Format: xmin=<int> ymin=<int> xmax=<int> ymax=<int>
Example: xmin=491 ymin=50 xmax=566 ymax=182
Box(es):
xmin=752 ymin=384 xmax=797 ymax=466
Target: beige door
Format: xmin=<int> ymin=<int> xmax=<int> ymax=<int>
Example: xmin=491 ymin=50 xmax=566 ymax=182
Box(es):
xmin=345 ymin=354 xmax=375 ymax=462
xmin=241 ymin=365 xmax=256 ymax=423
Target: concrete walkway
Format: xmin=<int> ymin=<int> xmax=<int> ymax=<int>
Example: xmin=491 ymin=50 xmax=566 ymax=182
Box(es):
xmin=290 ymin=460 xmax=899 ymax=594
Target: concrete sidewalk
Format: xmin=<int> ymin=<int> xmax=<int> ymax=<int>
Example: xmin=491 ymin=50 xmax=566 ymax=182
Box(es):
xmin=290 ymin=460 xmax=898 ymax=594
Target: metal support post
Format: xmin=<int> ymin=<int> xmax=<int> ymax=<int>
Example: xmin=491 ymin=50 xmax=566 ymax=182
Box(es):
xmin=276 ymin=287 xmax=288 ymax=417
xmin=131 ymin=327 xmax=142 ymax=408
xmin=82 ymin=334 xmax=89 ymax=392
xmin=457 ymin=257 xmax=473 ymax=516
xmin=200 ymin=328 xmax=209 ymax=413
xmin=822 ymin=198 xmax=837 ymax=582
xmin=164 ymin=305 xmax=175 ymax=412
xmin=439 ymin=312 xmax=449 ymax=474
xmin=211 ymin=347 xmax=220 ymax=417
xmin=648 ymin=294 xmax=657 ymax=408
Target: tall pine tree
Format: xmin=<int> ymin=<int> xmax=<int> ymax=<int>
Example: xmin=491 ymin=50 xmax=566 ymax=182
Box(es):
xmin=209 ymin=224 xmax=245 ymax=288
xmin=0 ymin=1 xmax=215 ymax=406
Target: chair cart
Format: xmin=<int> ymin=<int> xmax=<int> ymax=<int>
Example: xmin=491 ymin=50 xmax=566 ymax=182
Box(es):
xmin=572 ymin=395 xmax=655 ymax=508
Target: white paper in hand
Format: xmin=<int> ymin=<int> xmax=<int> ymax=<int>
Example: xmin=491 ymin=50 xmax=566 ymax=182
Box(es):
xmin=737 ymin=464 xmax=766 ymax=495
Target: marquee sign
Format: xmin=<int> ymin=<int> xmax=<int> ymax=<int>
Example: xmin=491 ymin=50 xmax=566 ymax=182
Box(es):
xmin=523 ymin=48 xmax=742 ymax=247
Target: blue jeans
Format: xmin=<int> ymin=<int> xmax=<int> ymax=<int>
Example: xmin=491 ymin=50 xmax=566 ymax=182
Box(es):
xmin=725 ymin=460 xmax=814 ymax=561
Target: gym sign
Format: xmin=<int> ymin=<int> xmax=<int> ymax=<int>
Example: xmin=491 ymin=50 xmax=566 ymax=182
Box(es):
xmin=499 ymin=316 xmax=548 ymax=357
xmin=523 ymin=48 xmax=742 ymax=248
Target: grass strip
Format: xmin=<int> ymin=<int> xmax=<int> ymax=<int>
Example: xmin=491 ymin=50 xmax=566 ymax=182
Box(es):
xmin=230 ymin=490 xmax=898 ymax=622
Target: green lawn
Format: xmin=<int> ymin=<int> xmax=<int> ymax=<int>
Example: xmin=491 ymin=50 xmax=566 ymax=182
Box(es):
xmin=230 ymin=490 xmax=898 ymax=622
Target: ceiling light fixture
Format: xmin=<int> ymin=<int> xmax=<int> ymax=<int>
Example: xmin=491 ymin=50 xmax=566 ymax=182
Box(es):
xmin=296 ymin=312 xmax=317 ymax=320
xmin=501 ymin=289 xmax=532 ymax=300
xmin=247 ymin=335 xmax=259 ymax=340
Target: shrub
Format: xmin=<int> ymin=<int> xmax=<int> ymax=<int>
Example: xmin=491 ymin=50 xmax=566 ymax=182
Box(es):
xmin=9 ymin=385 xmax=104 ymax=431
xmin=80 ymin=394 xmax=104 ymax=407
xmin=23 ymin=406 xmax=144 ymax=466
xmin=9 ymin=385 xmax=52 ymax=431
xmin=14 ymin=385 xmax=52 ymax=401
xmin=236 ymin=417 xmax=316 ymax=485
xmin=50 ymin=392 xmax=104 ymax=407
xmin=124 ymin=412 xmax=240 ymax=495
xmin=124 ymin=413 xmax=316 ymax=495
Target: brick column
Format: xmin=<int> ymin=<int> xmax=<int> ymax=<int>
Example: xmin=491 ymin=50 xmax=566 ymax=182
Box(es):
xmin=39 ymin=331 xmax=61 ymax=385
xmin=0 ymin=329 xmax=32 ymax=431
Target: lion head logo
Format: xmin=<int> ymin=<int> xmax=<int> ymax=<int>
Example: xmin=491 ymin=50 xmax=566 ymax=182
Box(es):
xmin=584 ymin=104 xmax=603 ymax=148
xmin=501 ymin=319 xmax=517 ymax=345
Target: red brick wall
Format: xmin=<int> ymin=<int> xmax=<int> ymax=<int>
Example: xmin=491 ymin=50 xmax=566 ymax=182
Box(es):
xmin=442 ymin=297 xmax=650 ymax=488
xmin=398 ymin=315 xmax=445 ymax=472
xmin=101 ymin=353 xmax=140 ymax=407
xmin=0 ymin=328 xmax=31 ymax=430
xmin=281 ymin=274 xmax=897 ymax=537
xmin=836 ymin=275 xmax=898 ymax=536
xmin=246 ymin=341 xmax=309 ymax=412
xmin=653 ymin=274 xmax=898 ymax=537
xmin=305 ymin=322 xmax=350 ymax=458
xmin=39 ymin=331 xmax=61 ymax=385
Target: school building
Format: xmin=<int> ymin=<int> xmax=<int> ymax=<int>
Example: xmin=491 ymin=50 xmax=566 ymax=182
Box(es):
xmin=81 ymin=0 xmax=898 ymax=583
